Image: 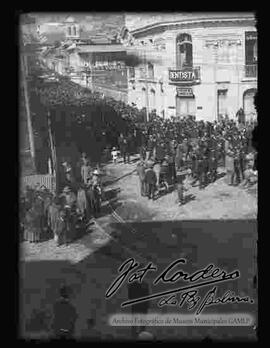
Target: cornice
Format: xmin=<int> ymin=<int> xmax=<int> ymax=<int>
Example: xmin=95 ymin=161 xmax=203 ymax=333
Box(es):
xmin=130 ymin=16 xmax=256 ymax=37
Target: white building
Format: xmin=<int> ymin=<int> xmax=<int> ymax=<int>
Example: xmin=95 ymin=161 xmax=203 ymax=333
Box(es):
xmin=124 ymin=12 xmax=257 ymax=122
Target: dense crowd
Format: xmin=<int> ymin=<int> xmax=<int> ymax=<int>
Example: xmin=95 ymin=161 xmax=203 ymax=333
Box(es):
xmin=115 ymin=113 xmax=257 ymax=204
xmin=20 ymin=107 xmax=257 ymax=243
xmin=20 ymin=153 xmax=104 ymax=245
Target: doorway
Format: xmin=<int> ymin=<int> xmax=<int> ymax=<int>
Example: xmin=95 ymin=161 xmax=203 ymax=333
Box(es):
xmin=176 ymin=96 xmax=195 ymax=118
xmin=243 ymin=89 xmax=257 ymax=122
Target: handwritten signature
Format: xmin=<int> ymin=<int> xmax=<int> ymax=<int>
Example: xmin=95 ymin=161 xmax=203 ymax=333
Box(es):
xmin=105 ymin=258 xmax=254 ymax=314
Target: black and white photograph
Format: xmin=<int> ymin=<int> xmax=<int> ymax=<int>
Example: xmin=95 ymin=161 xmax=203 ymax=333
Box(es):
xmin=19 ymin=12 xmax=258 ymax=341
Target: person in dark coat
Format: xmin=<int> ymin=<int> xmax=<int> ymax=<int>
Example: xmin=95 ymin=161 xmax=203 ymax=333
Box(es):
xmin=51 ymin=285 xmax=77 ymax=339
xmin=144 ymin=162 xmax=157 ymax=200
xmin=128 ymin=281 xmax=150 ymax=339
xmin=176 ymin=155 xmax=188 ymax=205
xmin=236 ymin=108 xmax=245 ymax=125
xmin=231 ymin=149 xmax=241 ymax=185
xmin=118 ymin=133 xmax=128 ymax=164
xmin=145 ymin=136 xmax=155 ymax=161
xmin=208 ymin=149 xmax=218 ymax=183
xmin=197 ymin=148 xmax=208 ymax=190
xmin=126 ymin=133 xmax=133 ymax=163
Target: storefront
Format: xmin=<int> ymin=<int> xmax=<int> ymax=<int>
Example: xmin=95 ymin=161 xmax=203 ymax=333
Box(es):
xmin=175 ymin=87 xmax=195 ymax=118
xmin=168 ymin=68 xmax=200 ymax=118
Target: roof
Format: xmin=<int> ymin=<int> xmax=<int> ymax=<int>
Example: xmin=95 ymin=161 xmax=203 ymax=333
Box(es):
xmin=43 ymin=31 xmax=66 ymax=45
xmin=126 ymin=12 xmax=256 ymax=34
xmin=77 ymin=44 xmax=126 ymax=53
xmin=64 ymin=16 xmax=77 ymax=23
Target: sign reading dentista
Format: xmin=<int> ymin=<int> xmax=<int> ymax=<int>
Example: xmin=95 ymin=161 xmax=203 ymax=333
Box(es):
xmin=169 ymin=68 xmax=200 ymax=84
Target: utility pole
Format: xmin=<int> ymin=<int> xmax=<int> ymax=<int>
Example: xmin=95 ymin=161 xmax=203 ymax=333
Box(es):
xmin=47 ymin=110 xmax=58 ymax=193
xmin=213 ymin=44 xmax=218 ymax=121
xmin=144 ymin=49 xmax=150 ymax=123
xmin=20 ymin=53 xmax=36 ymax=172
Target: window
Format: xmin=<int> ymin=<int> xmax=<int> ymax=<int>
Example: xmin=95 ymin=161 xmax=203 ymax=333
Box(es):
xmin=243 ymin=89 xmax=257 ymax=122
xmin=218 ymin=90 xmax=228 ymax=120
xmin=150 ymin=89 xmax=156 ymax=111
xmin=176 ymin=96 xmax=195 ymax=117
xmin=176 ymin=33 xmax=193 ymax=69
xmin=73 ymin=26 xmax=77 ymax=36
xmin=68 ymin=27 xmax=72 ymax=36
xmin=129 ymin=67 xmax=135 ymax=79
xmin=148 ymin=62 xmax=154 ymax=79
xmin=139 ymin=66 xmax=145 ymax=78
xmin=245 ymin=32 xmax=257 ymax=64
xmin=142 ymin=87 xmax=147 ymax=108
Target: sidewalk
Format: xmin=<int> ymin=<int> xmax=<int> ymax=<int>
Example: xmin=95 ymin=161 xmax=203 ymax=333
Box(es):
xmin=20 ymin=156 xmax=140 ymax=264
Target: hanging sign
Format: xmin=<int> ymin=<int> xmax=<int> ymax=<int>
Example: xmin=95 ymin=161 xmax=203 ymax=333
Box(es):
xmin=176 ymin=87 xmax=194 ymax=97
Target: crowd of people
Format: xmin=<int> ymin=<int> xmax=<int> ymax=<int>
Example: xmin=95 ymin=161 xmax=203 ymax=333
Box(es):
xmin=113 ymin=113 xmax=257 ymax=205
xmin=21 ymin=108 xmax=257 ymax=243
xmin=20 ymin=152 xmax=104 ymax=245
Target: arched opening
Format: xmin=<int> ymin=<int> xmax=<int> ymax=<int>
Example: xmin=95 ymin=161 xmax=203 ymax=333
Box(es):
xmin=142 ymin=87 xmax=147 ymax=108
xmin=148 ymin=62 xmax=154 ymax=79
xmin=243 ymin=88 xmax=257 ymax=122
xmin=68 ymin=26 xmax=72 ymax=36
xmin=150 ymin=89 xmax=156 ymax=111
xmin=176 ymin=33 xmax=193 ymax=69
xmin=73 ymin=26 xmax=77 ymax=36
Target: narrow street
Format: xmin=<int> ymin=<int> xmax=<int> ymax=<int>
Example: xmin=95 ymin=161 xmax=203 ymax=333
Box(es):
xmin=21 ymin=155 xmax=257 ymax=263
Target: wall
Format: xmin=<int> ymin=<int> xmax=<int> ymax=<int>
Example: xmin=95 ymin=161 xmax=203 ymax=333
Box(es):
xmin=127 ymin=19 xmax=257 ymax=121
xmin=92 ymin=84 xmax=128 ymax=103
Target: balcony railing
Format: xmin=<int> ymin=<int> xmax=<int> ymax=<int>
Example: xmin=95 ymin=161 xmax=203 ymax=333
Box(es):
xmin=245 ymin=64 xmax=257 ymax=78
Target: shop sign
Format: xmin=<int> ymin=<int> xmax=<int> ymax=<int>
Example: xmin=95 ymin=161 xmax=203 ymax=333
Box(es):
xmin=176 ymin=87 xmax=194 ymax=97
xmin=169 ymin=67 xmax=200 ymax=84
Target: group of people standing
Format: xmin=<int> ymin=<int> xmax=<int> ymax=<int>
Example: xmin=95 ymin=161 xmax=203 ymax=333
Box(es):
xmin=132 ymin=115 xmax=257 ymax=205
xmin=21 ymin=152 xmax=103 ymax=246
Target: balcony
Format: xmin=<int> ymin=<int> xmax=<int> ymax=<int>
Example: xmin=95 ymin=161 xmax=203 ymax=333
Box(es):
xmin=245 ymin=64 xmax=257 ymax=78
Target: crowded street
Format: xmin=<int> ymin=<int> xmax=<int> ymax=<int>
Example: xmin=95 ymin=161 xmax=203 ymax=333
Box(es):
xmin=19 ymin=12 xmax=258 ymax=342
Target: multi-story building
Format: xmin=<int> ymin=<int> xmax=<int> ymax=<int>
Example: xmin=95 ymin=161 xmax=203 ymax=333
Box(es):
xmin=123 ymin=13 xmax=257 ymax=122
xmin=40 ymin=15 xmax=128 ymax=102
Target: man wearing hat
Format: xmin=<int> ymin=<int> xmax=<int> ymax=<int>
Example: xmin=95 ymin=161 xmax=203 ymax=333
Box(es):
xmin=52 ymin=285 xmax=77 ymax=339
xmin=144 ymin=161 xmax=157 ymax=200
xmin=88 ymin=170 xmax=102 ymax=216
xmin=59 ymin=187 xmax=77 ymax=242
xmin=61 ymin=186 xmax=77 ymax=209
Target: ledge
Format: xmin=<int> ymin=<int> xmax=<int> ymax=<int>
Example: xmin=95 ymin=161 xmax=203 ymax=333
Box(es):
xmin=241 ymin=77 xmax=257 ymax=82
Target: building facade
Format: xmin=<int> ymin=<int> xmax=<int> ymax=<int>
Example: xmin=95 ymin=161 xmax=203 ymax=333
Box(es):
xmin=124 ymin=13 xmax=257 ymax=122
xmin=41 ymin=16 xmax=128 ymax=102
